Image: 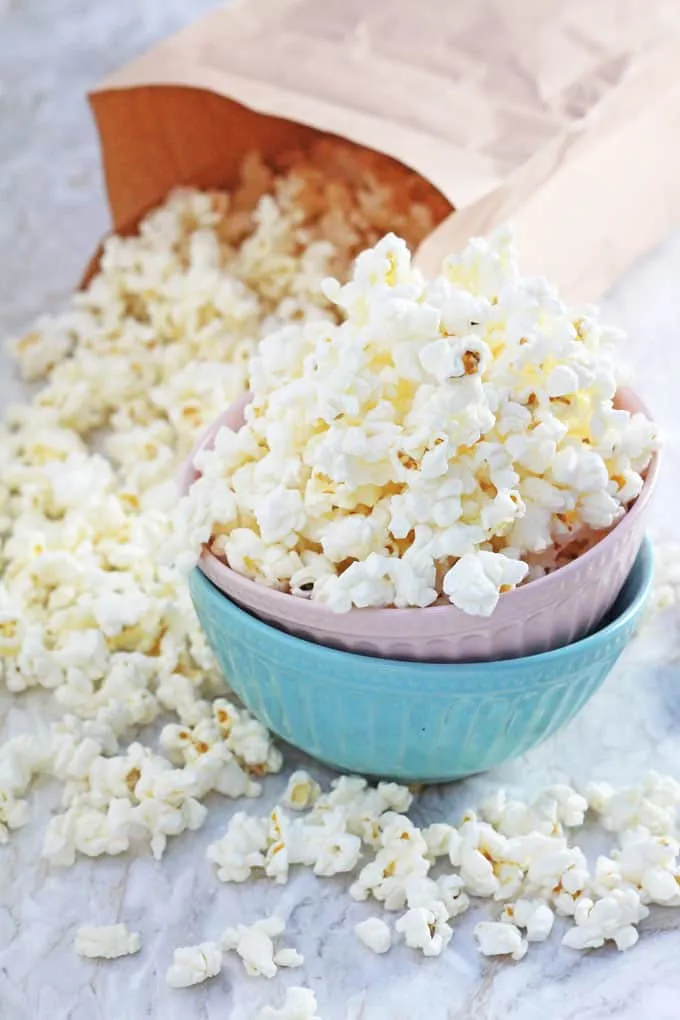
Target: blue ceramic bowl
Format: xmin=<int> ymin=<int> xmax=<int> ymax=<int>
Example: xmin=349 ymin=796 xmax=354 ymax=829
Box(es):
xmin=189 ymin=538 xmax=653 ymax=782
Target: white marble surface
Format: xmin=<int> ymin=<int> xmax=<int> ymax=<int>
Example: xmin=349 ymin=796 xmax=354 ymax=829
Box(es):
xmin=1 ymin=2 xmax=680 ymax=1018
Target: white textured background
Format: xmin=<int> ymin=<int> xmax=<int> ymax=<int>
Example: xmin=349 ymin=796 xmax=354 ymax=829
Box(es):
xmin=1 ymin=2 xmax=680 ymax=1019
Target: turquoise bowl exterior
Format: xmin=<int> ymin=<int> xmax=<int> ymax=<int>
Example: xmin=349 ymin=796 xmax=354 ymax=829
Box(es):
xmin=189 ymin=539 xmax=653 ymax=783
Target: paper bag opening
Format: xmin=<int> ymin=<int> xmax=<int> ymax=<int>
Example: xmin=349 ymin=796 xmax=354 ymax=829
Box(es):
xmin=88 ymin=0 xmax=680 ymax=302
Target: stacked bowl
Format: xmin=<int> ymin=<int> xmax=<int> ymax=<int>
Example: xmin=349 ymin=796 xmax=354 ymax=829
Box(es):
xmin=182 ymin=391 xmax=658 ymax=783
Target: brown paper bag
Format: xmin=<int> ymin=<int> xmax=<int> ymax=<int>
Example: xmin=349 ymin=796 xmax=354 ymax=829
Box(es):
xmin=89 ymin=0 xmax=680 ymax=301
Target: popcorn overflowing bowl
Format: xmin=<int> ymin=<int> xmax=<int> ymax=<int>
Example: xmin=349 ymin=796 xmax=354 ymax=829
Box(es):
xmin=188 ymin=538 xmax=653 ymax=782
xmin=175 ymin=231 xmax=659 ymax=663
xmin=179 ymin=387 xmax=657 ymax=663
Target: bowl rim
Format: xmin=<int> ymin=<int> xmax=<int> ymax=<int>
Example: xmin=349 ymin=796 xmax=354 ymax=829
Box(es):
xmin=183 ymin=388 xmax=659 ymax=622
xmin=190 ymin=536 xmax=654 ymax=679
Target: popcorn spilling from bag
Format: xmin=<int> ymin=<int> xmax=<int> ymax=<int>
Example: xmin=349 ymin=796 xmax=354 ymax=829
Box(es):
xmin=175 ymin=230 xmax=658 ymax=616
xmin=0 ymin=140 xmax=443 ymax=844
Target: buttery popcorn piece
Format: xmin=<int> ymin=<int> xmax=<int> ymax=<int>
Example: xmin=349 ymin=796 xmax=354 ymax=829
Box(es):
xmin=75 ymin=923 xmax=141 ymax=960
xmin=221 ymin=915 xmax=302 ymax=978
xmin=561 ymin=889 xmax=649 ymax=952
xmin=395 ymin=903 xmax=452 ymax=957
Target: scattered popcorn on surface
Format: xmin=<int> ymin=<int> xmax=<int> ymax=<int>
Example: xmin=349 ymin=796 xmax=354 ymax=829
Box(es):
xmin=221 ymin=915 xmax=302 ymax=978
xmin=1 ymin=139 xmax=442 ymax=844
xmin=561 ymin=889 xmax=650 ymax=952
xmin=177 ymin=229 xmax=657 ymax=614
xmin=395 ymin=903 xmax=452 ymax=957
xmin=74 ymin=923 xmax=141 ymax=960
xmin=1 ymin=126 xmax=676 ymax=998
xmin=201 ymin=770 xmax=679 ymax=970
xmin=0 ymin=735 xmax=49 ymax=842
xmin=273 ymin=947 xmax=305 ymax=969
xmin=283 ymin=770 xmax=322 ymax=811
xmin=475 ymin=921 xmax=528 ymax=960
xmin=41 ymin=704 xmax=273 ymax=866
xmin=165 ymin=942 xmax=223 ymax=988
xmin=354 ymin=917 xmax=393 ymax=954
xmin=500 ymin=899 xmax=554 ymax=942
xmin=585 ymin=771 xmax=680 ymax=835
xmin=207 ymin=777 xmax=413 ymax=889
xmin=256 ymin=987 xmax=322 ymax=1020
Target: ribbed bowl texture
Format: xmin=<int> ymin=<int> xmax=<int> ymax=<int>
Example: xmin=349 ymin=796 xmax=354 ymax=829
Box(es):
xmin=189 ymin=538 xmax=653 ymax=782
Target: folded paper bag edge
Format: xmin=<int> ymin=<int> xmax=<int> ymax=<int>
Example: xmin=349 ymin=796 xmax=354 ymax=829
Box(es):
xmin=86 ymin=14 xmax=680 ymax=302
xmin=416 ymin=35 xmax=680 ymax=301
xmin=89 ymin=60 xmax=504 ymax=230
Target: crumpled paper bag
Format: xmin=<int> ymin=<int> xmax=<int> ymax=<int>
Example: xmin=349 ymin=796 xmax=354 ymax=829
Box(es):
xmin=89 ymin=0 xmax=680 ymax=300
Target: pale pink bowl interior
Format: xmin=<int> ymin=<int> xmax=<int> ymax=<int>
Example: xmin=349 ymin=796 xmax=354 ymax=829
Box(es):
xmin=179 ymin=389 xmax=658 ymax=663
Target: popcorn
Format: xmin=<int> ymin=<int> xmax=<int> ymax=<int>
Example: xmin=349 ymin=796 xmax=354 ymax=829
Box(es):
xmin=0 ymin=734 xmax=49 ymax=842
xmin=454 ymin=816 xmax=526 ymax=899
xmin=475 ymin=921 xmax=528 ymax=960
xmin=442 ymin=551 xmax=528 ymax=618
xmin=177 ymin=228 xmax=656 ymax=614
xmin=75 ymin=923 xmax=141 ymax=960
xmin=479 ymin=784 xmax=587 ymax=837
xmin=220 ymin=915 xmax=303 ymax=978
xmin=561 ymin=889 xmax=650 ymax=952
xmin=3 ymin=141 xmax=441 ymax=846
xmin=584 ymin=772 xmax=680 ymax=835
xmin=594 ymin=828 xmax=680 ymax=906
xmin=206 ymin=811 xmax=269 ymax=882
xmin=500 ymin=899 xmax=554 ymax=942
xmin=165 ymin=942 xmax=223 ymax=987
xmin=423 ymin=822 xmax=459 ymax=860
xmin=1 ymin=123 xmax=674 ymax=990
xmin=283 ymin=770 xmax=322 ymax=811
xmin=42 ymin=716 xmax=267 ymax=866
xmin=395 ymin=904 xmax=453 ymax=957
xmin=256 ymin=987 xmax=321 ymax=1020
xmin=351 ymin=815 xmax=430 ymax=909
xmin=436 ymin=874 xmax=471 ymax=919
xmin=273 ymin=947 xmax=305 ymax=968
xmin=311 ymin=826 xmax=362 ymax=878
xmin=522 ymin=839 xmax=590 ymax=914
xmin=221 ymin=916 xmax=287 ymax=979
xmin=355 ymin=917 xmax=392 ymax=954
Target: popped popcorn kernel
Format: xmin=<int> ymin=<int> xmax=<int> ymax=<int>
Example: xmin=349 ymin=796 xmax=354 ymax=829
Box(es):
xmin=354 ymin=917 xmax=393 ymax=954
xmin=165 ymin=941 xmax=223 ymax=987
xmin=475 ymin=920 xmax=528 ymax=960
xmin=74 ymin=923 xmax=141 ymax=960
xmin=177 ymin=228 xmax=656 ymax=615
xmin=220 ymin=914 xmax=302 ymax=979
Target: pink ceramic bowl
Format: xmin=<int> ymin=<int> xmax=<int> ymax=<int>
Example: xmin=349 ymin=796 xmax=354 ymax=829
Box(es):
xmin=179 ymin=390 xmax=658 ymax=663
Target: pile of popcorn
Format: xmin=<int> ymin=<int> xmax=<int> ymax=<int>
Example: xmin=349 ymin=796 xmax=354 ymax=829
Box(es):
xmin=0 ymin=134 xmax=675 ymax=1017
xmin=176 ymin=230 xmax=658 ymax=616
xmin=203 ymin=769 xmax=680 ymax=968
xmin=0 ymin=139 xmax=444 ymax=851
